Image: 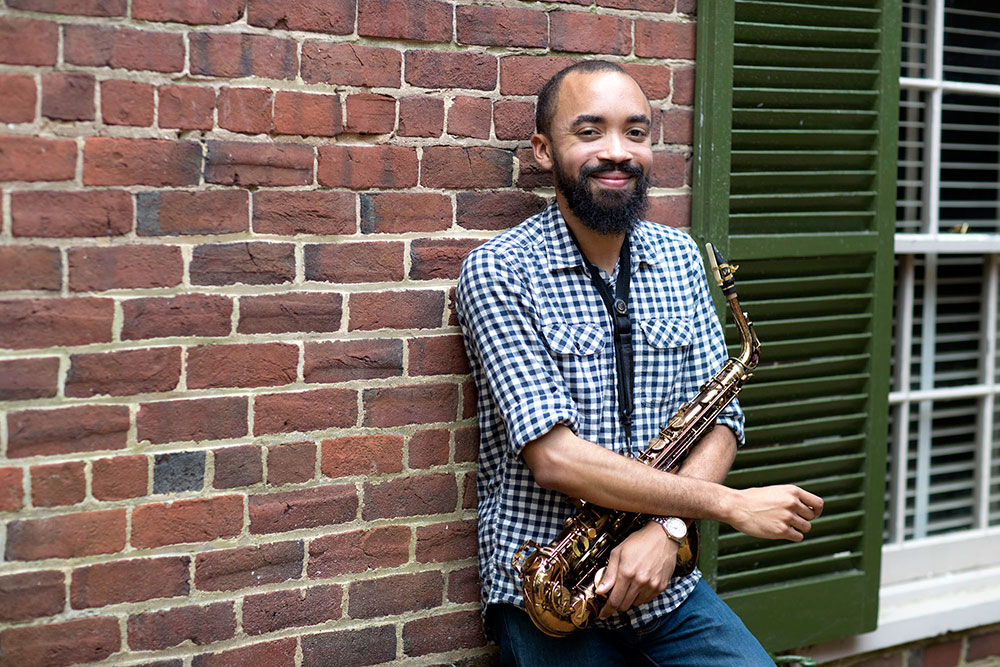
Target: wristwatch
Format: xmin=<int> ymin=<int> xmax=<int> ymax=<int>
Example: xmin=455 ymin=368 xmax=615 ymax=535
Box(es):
xmin=652 ymin=517 xmax=687 ymax=545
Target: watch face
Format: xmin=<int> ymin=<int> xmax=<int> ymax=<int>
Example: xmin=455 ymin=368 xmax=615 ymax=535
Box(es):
xmin=666 ymin=517 xmax=687 ymax=539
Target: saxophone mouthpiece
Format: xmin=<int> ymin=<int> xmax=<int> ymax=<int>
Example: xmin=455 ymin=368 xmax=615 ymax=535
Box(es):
xmin=706 ymin=243 xmax=737 ymax=296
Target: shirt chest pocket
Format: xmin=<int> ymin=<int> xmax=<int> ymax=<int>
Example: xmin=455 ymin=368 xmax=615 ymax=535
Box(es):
xmin=541 ymin=321 xmax=608 ymax=416
xmin=635 ymin=317 xmax=693 ymax=406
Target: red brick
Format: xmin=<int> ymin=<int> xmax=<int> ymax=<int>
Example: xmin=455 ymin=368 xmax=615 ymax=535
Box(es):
xmin=0 ymin=358 xmax=58 ymax=401
xmin=158 ymin=84 xmax=215 ymax=130
xmin=301 ymin=42 xmax=401 ymax=87
xmin=0 ymin=298 xmax=113 ymax=350
xmin=0 ymin=617 xmax=120 ymax=666
xmin=132 ymin=0 xmax=244 ymax=24
xmin=193 ymin=638 xmax=297 ymax=667
xmin=194 ymin=541 xmax=303 ymax=591
xmin=0 ymin=135 xmax=76 ymax=182
xmin=493 ymin=100 xmax=534 ymax=141
xmin=321 ymin=434 xmax=404 ymax=477
xmin=84 ymin=137 xmax=201 ymax=186
xmin=408 ymin=335 xmax=470 ymax=376
xmin=454 ymin=426 xmax=478 ymax=463
xmin=253 ymin=191 xmax=355 ymax=235
xmin=410 ymin=238 xmax=485 ymax=280
xmin=205 ymin=140 xmax=314 ymax=187
xmin=0 ymin=246 xmax=60 ymax=291
xmin=0 ymin=570 xmax=64 ymax=622
xmin=248 ymin=0 xmax=355 ymax=34
xmin=448 ymin=565 xmax=480 ymax=604
xmin=921 ymin=639 xmax=961 ymax=666
xmin=403 ymin=610 xmax=485 ymax=656
xmin=360 ymin=192 xmax=451 ymax=233
xmin=0 ymin=468 xmax=24 ymax=511
xmin=447 ymin=96 xmax=491 ymax=139
xmin=65 ymin=24 xmax=185 ymax=72
xmin=968 ymin=629 xmax=1000 ymax=661
xmin=621 ymin=64 xmax=669 ymax=102
xmin=408 ymin=429 xmax=450 ymax=468
xmin=71 ymin=556 xmax=189 ymax=609
xmin=6 ymin=508 xmax=126 ymax=560
xmin=189 ymin=32 xmax=297 ymax=79
xmin=218 ymin=87 xmax=272 ymax=134
xmin=363 ymin=383 xmax=459 ymax=428
xmin=650 ymin=150 xmax=688 ymax=188
xmin=92 ymin=455 xmax=148 ymax=500
xmin=101 ymin=79 xmax=154 ymax=126
xmin=416 ymin=519 xmax=477 ymax=562
xmin=212 ymin=445 xmax=262 ymax=489
xmin=254 ymin=387 xmax=358 ymax=435
xmin=421 ymin=146 xmax=512 ymax=189
xmin=244 ymin=584 xmax=342 ymax=634
xmin=349 ymin=571 xmax=443 ymax=618
xmin=305 ymin=241 xmax=404 ymax=283
xmin=345 ymin=93 xmax=395 ymax=134
xmin=0 ymin=74 xmax=36 ymax=123
xmin=132 ymin=495 xmax=244 ymax=548
xmin=406 ymin=50 xmax=497 ymax=90
xmin=456 ymin=191 xmax=546 ymax=231
xmin=7 ymin=404 xmax=127 ymax=457
xmin=304 ymin=339 xmax=403 ymax=384
xmin=672 ymin=66 xmax=695 ymax=105
xmin=318 ymin=145 xmax=417 ymax=189
xmin=349 ymin=290 xmax=445 ymax=331
xmin=138 ymin=189 xmax=248 ymax=236
xmin=122 ymin=294 xmax=233 ymax=340
xmin=273 ymin=90 xmax=342 ymax=137
xmin=30 ymin=461 xmax=86 ymax=507
xmin=267 ymin=442 xmax=316 ymax=485
xmin=363 ymin=473 xmax=457 ymax=520
xmin=398 ymin=96 xmax=444 ymax=137
xmin=191 ymin=242 xmax=295 ymax=286
xmin=128 ymin=602 xmax=236 ymax=651
xmin=663 ymin=108 xmax=694 ymax=144
xmin=12 ymin=190 xmax=131 ymax=237
xmin=187 ymin=342 xmax=297 ymax=389
xmin=41 ymin=72 xmax=95 ymax=121
xmin=302 ymin=626 xmax=396 ymax=667
xmin=635 ymin=19 xmax=696 ymax=59
xmin=457 ymin=5 xmax=547 ymax=47
xmin=137 ymin=396 xmax=248 ymax=444
xmin=307 ymin=525 xmax=410 ymax=578
xmin=249 ymin=484 xmax=358 ymax=534
xmin=68 ymin=245 xmax=183 ymax=291
xmin=499 ymin=55 xmax=576 ymax=95
xmin=359 ymin=0 xmax=451 ymax=42
xmin=238 ymin=292 xmax=343 ymax=334
xmin=599 ymin=0 xmax=673 ymax=8
xmin=0 ymin=17 xmax=58 ymax=66
xmin=551 ymin=12 xmax=632 ymax=55
xmin=8 ymin=0 xmax=126 ymax=15
xmin=647 ymin=194 xmax=691 ymax=228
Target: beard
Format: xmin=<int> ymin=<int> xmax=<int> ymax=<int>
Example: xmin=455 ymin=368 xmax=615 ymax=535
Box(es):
xmin=553 ymin=156 xmax=649 ymax=236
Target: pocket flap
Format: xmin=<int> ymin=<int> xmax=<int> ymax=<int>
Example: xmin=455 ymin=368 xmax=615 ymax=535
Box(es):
xmin=542 ymin=322 xmax=606 ymax=356
xmin=639 ymin=318 xmax=692 ymax=349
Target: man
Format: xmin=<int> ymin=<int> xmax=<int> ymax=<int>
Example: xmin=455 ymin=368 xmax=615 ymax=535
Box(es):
xmin=455 ymin=61 xmax=822 ymax=665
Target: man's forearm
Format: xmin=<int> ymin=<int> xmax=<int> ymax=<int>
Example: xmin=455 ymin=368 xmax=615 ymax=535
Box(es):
xmin=674 ymin=423 xmax=737 ymax=485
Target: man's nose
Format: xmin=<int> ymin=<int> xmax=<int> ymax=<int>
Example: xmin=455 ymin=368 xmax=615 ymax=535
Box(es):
xmin=596 ymin=132 xmax=631 ymax=163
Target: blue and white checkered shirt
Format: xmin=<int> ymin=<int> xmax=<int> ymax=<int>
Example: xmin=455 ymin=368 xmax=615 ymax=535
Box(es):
xmin=455 ymin=201 xmax=744 ymax=630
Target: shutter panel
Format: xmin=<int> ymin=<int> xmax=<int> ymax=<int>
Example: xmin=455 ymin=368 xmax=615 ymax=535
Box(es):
xmin=691 ymin=0 xmax=900 ymax=652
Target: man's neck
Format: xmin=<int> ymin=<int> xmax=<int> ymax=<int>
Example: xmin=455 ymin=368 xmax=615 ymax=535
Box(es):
xmin=556 ymin=196 xmax=626 ymax=275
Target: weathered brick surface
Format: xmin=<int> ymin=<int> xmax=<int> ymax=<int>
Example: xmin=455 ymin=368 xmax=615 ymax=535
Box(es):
xmin=308 ymin=526 xmax=410 ymax=578
xmin=416 ymin=519 xmax=478 ymax=563
xmin=131 ymin=495 xmax=244 ymax=548
xmin=67 ymin=347 xmax=181 ymax=398
xmin=301 ymin=626 xmax=396 ymax=667
xmin=550 ymin=11 xmax=632 ymax=55
xmin=348 ymin=290 xmax=445 ymax=331
xmin=238 ymin=292 xmax=343 ymax=334
xmin=11 ymin=190 xmax=132 ymax=237
xmin=0 ymin=468 xmax=24 ymax=511
xmin=408 ymin=429 xmax=450 ymax=469
xmin=248 ymin=0 xmax=355 ymax=34
xmin=30 ymin=461 xmax=86 ymax=507
xmin=192 ymin=638 xmax=297 ymax=667
xmin=7 ymin=404 xmax=128 ymax=457
xmin=41 ymin=72 xmax=95 ymax=121
xmin=158 ymin=84 xmax=215 ymax=129
xmin=403 ymin=610 xmax=486 ymax=656
xmin=406 ymin=50 xmax=498 ymax=90
xmin=6 ymin=509 xmax=127 ymax=560
xmin=101 ymin=79 xmax=155 ymax=126
xmin=249 ymin=485 xmax=358 ymax=534
xmin=457 ymin=5 xmax=547 ymax=48
xmin=190 ymin=242 xmax=295 ymax=286
xmin=253 ymin=190 xmax=355 ymax=235
xmin=410 ymin=238 xmax=484 ymax=280
xmin=362 ymin=473 xmax=458 ymax=520
xmin=345 ymin=93 xmax=396 ymax=134
xmin=321 ymin=434 xmax=405 ymax=477
xmin=273 ymin=90 xmax=343 ymax=137
xmin=0 ymin=73 xmax=37 ymax=123
xmin=253 ymin=387 xmax=358 ymax=435
xmin=133 ymin=0 xmax=244 ymax=24
xmin=266 ymin=441 xmax=317 ymax=485
xmin=71 ymin=557 xmax=190 ymax=609
xmin=0 ymin=570 xmax=65 ymax=622
xmin=421 ymin=146 xmax=513 ymax=189
xmin=84 ymin=138 xmax=201 ymax=186
xmin=137 ymin=396 xmax=248 ymax=444
xmin=194 ymin=541 xmax=303 ymax=591
xmin=304 ymin=339 xmax=403 ymax=384
xmin=408 ymin=335 xmax=470 ymax=376
xmin=128 ymin=602 xmax=236 ymax=650
xmin=243 ymin=584 xmax=342 ymax=634
xmin=65 ymin=24 xmax=185 ymax=71
xmin=138 ymin=190 xmax=248 ymax=236
xmin=0 ymin=357 xmax=60 ymax=400
xmin=122 ymin=294 xmax=233 ymax=340
xmin=349 ymin=571 xmax=443 ymax=619
xmin=217 ymin=86 xmax=273 ymax=134
xmin=318 ymin=145 xmax=418 ymax=189
xmin=189 ymin=32 xmax=297 ymax=79
xmin=187 ymin=342 xmax=298 ymax=389
xmin=68 ymin=245 xmax=184 ymax=291
xmin=0 ymin=617 xmax=121 ymax=666
xmin=92 ymin=455 xmax=148 ymax=500
xmin=305 ymin=240 xmax=405 ymax=283
xmin=0 ymin=17 xmax=59 ymax=66
xmin=205 ymin=141 xmax=314 ymax=187
xmin=448 ymin=96 xmax=492 ymax=139
xmin=301 ymin=42 xmax=401 ymax=87
xmin=212 ymin=445 xmax=263 ymax=489
xmin=398 ymin=96 xmax=444 ymax=137
xmin=0 ymin=135 xmax=76 ymax=182
xmin=361 ymin=192 xmax=452 ymax=233
xmin=363 ymin=383 xmax=460 ymax=427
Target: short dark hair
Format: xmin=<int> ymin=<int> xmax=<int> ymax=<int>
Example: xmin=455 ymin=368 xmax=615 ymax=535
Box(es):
xmin=534 ymin=60 xmax=639 ymax=137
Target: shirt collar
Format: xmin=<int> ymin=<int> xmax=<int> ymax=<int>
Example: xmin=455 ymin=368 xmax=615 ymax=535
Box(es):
xmin=541 ymin=200 xmax=668 ymax=273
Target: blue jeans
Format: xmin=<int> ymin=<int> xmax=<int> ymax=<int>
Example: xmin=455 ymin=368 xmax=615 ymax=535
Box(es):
xmin=488 ymin=579 xmax=774 ymax=666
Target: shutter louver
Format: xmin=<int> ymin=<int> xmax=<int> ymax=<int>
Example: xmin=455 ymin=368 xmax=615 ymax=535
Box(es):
xmin=692 ymin=0 xmax=899 ymax=652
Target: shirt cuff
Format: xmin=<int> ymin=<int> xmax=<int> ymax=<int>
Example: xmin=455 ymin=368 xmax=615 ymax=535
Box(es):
xmin=503 ymin=398 xmax=579 ymax=455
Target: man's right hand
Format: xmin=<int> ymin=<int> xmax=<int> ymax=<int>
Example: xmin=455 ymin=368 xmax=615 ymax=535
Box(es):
xmin=726 ymin=485 xmax=824 ymax=542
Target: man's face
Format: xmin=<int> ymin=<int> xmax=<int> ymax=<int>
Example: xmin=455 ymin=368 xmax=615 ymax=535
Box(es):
xmin=535 ymin=71 xmax=654 ymax=235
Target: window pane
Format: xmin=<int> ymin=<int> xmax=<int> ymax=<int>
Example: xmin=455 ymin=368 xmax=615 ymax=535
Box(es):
xmin=939 ymin=93 xmax=1000 ymax=234
xmin=991 ymin=400 xmax=1000 ymax=527
xmin=897 ymin=88 xmax=927 ymax=234
xmin=943 ymin=1 xmax=1000 ymax=86
xmin=902 ymin=0 xmax=930 ymax=79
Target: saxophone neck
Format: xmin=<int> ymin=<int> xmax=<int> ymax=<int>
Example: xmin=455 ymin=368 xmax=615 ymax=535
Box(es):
xmin=706 ymin=243 xmax=760 ymax=371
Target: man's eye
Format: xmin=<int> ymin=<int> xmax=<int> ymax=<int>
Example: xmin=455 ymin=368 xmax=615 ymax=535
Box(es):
xmin=577 ymin=128 xmax=600 ymax=137
xmin=628 ymin=128 xmax=649 ymax=139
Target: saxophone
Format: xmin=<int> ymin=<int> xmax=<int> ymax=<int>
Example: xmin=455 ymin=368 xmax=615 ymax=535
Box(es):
xmin=511 ymin=243 xmax=761 ymax=637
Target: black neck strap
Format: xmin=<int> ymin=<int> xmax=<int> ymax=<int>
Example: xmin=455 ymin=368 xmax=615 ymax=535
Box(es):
xmin=566 ymin=228 xmax=634 ymax=445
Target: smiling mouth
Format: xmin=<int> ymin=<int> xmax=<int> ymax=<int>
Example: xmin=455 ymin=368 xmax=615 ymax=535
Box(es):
xmin=589 ymin=172 xmax=634 ymax=189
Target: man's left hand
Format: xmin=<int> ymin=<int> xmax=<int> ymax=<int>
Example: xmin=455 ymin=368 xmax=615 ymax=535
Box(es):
xmin=595 ymin=521 xmax=677 ymax=619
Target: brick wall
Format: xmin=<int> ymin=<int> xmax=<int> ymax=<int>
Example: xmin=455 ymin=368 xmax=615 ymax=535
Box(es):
xmin=0 ymin=1 xmax=695 ymax=664
xmin=816 ymin=622 xmax=1000 ymax=667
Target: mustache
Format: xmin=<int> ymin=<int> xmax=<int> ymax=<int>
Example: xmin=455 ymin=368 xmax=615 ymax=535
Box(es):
xmin=580 ymin=162 xmax=645 ymax=179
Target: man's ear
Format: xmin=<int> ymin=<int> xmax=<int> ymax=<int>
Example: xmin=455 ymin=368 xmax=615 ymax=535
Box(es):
xmin=530 ymin=133 xmax=554 ymax=171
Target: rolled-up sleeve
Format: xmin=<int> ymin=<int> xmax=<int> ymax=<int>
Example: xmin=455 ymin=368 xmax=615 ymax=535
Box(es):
xmin=456 ymin=246 xmax=579 ymax=453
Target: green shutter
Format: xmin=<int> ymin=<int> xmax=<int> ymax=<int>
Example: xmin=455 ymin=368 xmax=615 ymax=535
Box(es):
xmin=691 ymin=0 xmax=899 ymax=652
